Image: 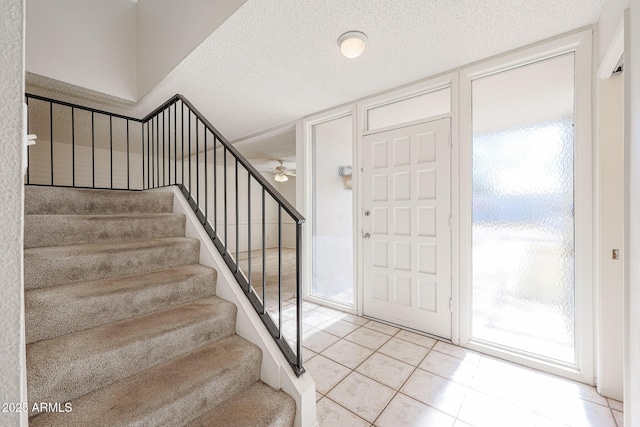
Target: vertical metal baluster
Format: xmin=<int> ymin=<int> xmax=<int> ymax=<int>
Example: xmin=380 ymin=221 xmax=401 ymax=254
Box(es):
xmin=296 ymin=222 xmax=303 ymax=369
xmin=168 ymin=107 xmax=171 ymax=186
xmin=278 ymin=206 xmax=282 ymax=338
xmin=196 ymin=119 xmax=200 ymax=206
xmin=163 ymin=109 xmax=166 ymax=187
xmin=223 ymin=147 xmax=228 ymax=255
xmin=91 ymin=112 xmax=95 ymax=188
xmin=189 ymin=111 xmax=192 ymax=192
xmin=151 ymin=117 xmax=155 ymax=187
xmin=262 ymin=188 xmax=266 ymax=314
xmin=141 ymin=123 xmax=145 ymax=190
xmin=213 ymin=137 xmax=217 ymax=236
xmin=174 ymin=102 xmax=177 ymax=185
xmin=126 ymin=120 xmax=130 ymax=190
xmin=147 ymin=121 xmax=150 ymax=189
xmin=204 ymin=130 xmax=208 ymax=218
xmin=26 ymin=97 xmax=29 ymax=185
xmin=50 ymin=102 xmax=53 ymax=185
xmin=156 ymin=115 xmax=159 ymax=187
xmin=181 ymin=102 xmax=185 ymax=185
xmin=109 ymin=116 xmax=113 ymax=189
xmin=235 ymin=157 xmax=239 ymax=272
xmin=247 ymin=171 xmax=251 ymax=287
xmin=71 ymin=107 xmax=75 ymax=187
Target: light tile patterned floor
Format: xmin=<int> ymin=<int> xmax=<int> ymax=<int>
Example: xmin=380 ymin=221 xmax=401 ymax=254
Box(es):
xmin=281 ymin=300 xmax=625 ymax=427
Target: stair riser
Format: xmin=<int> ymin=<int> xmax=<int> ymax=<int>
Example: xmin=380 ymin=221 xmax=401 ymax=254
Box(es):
xmin=29 ymin=337 xmax=262 ymax=427
xmin=24 ymin=239 xmax=200 ymax=289
xmin=25 ymin=267 xmax=217 ymax=344
xmin=27 ymin=300 xmax=237 ymax=408
xmin=25 ymin=186 xmax=174 ymax=215
xmin=24 ymin=214 xmax=186 ymax=248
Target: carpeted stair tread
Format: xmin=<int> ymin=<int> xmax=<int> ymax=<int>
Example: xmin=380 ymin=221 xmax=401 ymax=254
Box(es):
xmin=29 ymin=335 xmax=262 ymax=427
xmin=186 ymin=381 xmax=296 ymax=427
xmin=24 ymin=237 xmax=200 ymax=289
xmin=24 ymin=213 xmax=186 ymax=248
xmin=25 ymin=264 xmax=217 ymax=343
xmin=25 ymin=186 xmax=174 ymax=215
xmin=27 ymin=296 xmax=236 ymax=407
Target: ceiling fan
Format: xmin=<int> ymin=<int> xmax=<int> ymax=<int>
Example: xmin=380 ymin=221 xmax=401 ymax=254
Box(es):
xmin=271 ymin=160 xmax=296 ymax=182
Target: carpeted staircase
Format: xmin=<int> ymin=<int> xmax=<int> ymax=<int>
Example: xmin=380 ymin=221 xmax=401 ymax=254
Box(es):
xmin=23 ymin=186 xmax=296 ymax=426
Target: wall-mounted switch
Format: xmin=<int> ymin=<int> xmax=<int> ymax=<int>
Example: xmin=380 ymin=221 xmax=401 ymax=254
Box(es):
xmin=612 ymin=249 xmax=620 ymax=260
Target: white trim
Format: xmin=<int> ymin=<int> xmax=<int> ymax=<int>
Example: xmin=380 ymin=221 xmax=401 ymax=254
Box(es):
xmin=356 ymin=73 xmax=456 ymax=318
xmin=153 ymin=186 xmax=318 ymax=427
xmin=597 ymin=14 xmax=625 ymax=79
xmin=458 ymin=30 xmax=594 ymax=383
xmin=301 ymin=106 xmax=358 ymax=310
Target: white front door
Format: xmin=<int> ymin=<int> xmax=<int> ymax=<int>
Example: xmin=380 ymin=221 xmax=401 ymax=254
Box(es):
xmin=362 ymin=118 xmax=452 ymax=338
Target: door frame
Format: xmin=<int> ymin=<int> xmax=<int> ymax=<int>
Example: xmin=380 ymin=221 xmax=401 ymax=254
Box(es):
xmin=356 ymin=73 xmax=459 ymax=342
xmin=361 ymin=117 xmax=453 ymax=338
xmin=458 ymin=30 xmax=594 ymax=384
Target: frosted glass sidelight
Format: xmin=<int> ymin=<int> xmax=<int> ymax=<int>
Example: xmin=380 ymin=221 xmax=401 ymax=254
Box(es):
xmin=471 ymin=53 xmax=576 ymax=364
xmin=312 ymin=115 xmax=354 ymax=306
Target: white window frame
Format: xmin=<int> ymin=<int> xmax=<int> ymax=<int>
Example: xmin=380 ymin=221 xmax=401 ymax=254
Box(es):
xmin=458 ymin=30 xmax=594 ymax=383
xmin=300 ymin=105 xmax=359 ymax=313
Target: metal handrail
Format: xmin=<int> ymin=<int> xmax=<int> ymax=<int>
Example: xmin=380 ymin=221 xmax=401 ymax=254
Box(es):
xmin=25 ymin=93 xmax=306 ymax=376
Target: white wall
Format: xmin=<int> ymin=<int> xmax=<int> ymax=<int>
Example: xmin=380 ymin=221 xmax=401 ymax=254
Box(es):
xmin=26 ymin=0 xmax=137 ymax=101
xmin=0 ymin=0 xmax=27 ymax=425
xmin=625 ymin=1 xmax=640 ymax=423
xmin=136 ymin=0 xmax=247 ymax=97
xmin=597 ymin=73 xmax=624 ymax=400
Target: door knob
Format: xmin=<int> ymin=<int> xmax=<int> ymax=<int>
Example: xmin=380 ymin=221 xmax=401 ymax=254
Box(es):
xmin=362 ymin=233 xmax=371 ymax=239
xmin=364 ymin=210 xmax=370 ymax=216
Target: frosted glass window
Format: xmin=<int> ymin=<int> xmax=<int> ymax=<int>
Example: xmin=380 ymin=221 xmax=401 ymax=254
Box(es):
xmin=471 ymin=53 xmax=576 ymax=364
xmin=367 ymin=88 xmax=450 ymax=131
xmin=312 ymin=115 xmax=354 ymax=306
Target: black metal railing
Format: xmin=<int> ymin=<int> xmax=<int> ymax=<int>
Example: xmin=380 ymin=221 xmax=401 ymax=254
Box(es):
xmin=25 ymin=93 xmax=305 ymax=376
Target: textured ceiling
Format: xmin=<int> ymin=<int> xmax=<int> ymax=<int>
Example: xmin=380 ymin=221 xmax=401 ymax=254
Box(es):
xmin=27 ymin=0 xmax=604 ymax=142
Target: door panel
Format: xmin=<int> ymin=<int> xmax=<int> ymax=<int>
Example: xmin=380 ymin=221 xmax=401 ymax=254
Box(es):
xmin=363 ymin=119 xmax=451 ymax=338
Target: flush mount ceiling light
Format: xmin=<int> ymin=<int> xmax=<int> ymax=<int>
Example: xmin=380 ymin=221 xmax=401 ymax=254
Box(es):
xmin=338 ymin=31 xmax=368 ymax=58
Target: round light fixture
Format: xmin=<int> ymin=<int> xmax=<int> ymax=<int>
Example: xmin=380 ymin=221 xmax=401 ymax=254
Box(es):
xmin=338 ymin=31 xmax=368 ymax=58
